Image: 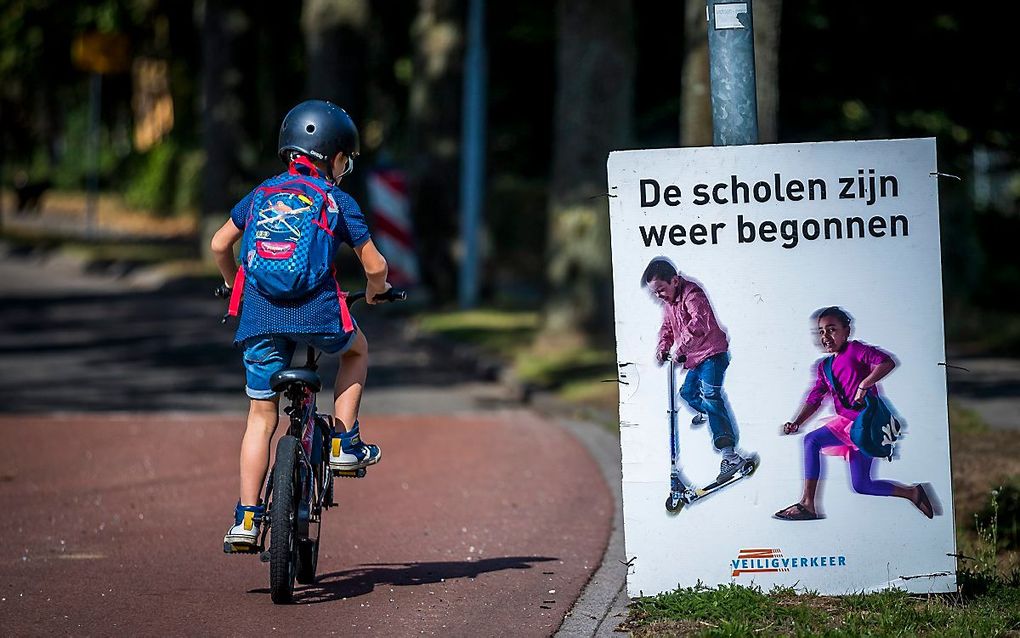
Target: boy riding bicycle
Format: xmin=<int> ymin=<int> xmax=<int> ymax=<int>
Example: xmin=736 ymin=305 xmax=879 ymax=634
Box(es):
xmin=211 ymin=100 xmax=392 ymax=549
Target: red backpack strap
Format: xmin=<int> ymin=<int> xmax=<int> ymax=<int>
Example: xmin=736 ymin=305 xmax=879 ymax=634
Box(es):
xmin=288 ymin=156 xmax=321 ymax=178
xmin=227 ymin=267 xmax=246 ymax=317
xmin=332 ymin=266 xmax=354 ymax=332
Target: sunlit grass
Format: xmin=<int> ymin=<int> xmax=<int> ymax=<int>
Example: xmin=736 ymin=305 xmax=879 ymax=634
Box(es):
xmin=625 ymin=582 xmax=1020 ymax=637
xmin=417 ymin=309 xmax=539 ymax=359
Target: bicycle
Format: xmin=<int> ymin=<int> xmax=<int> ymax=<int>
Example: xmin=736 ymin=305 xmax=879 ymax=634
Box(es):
xmin=219 ymin=286 xmax=406 ymax=604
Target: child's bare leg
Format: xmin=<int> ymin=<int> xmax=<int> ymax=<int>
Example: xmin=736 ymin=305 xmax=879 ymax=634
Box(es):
xmin=774 ymin=479 xmax=820 ymax=518
xmin=800 ymin=479 xmax=819 ymax=512
xmin=239 ymin=397 xmax=280 ymax=506
xmin=333 ymin=330 xmax=369 ymax=432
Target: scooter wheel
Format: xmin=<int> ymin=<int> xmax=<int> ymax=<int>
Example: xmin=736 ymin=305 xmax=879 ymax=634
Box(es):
xmin=665 ymin=494 xmax=685 ymax=513
xmin=744 ymin=460 xmax=758 ymax=476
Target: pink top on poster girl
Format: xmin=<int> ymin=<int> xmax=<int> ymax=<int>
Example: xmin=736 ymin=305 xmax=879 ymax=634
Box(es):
xmin=805 ymin=339 xmax=892 ymax=454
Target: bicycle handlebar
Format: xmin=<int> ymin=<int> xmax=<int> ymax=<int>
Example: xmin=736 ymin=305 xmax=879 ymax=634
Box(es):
xmin=347 ymin=288 xmax=407 ymax=305
xmin=215 ymin=285 xmax=406 ymax=324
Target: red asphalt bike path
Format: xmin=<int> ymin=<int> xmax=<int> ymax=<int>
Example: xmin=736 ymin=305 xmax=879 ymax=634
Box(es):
xmin=0 ymin=411 xmax=613 ymax=637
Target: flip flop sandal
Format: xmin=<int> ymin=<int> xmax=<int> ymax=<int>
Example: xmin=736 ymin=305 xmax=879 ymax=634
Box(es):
xmin=915 ymin=485 xmax=934 ymax=519
xmin=773 ymin=502 xmax=821 ymax=521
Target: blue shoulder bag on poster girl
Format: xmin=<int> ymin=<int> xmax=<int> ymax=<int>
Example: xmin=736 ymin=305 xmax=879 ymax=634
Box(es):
xmin=823 ymin=356 xmax=900 ymax=460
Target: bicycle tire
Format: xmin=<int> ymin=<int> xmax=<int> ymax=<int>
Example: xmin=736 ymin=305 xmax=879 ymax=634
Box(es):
xmin=269 ymin=436 xmax=300 ymax=604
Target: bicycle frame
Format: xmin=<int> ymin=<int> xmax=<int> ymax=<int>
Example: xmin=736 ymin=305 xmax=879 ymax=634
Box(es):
xmin=258 ymin=346 xmax=335 ymax=550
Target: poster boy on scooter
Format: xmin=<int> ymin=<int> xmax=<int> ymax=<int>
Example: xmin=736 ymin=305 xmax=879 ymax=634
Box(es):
xmin=642 ymin=257 xmax=754 ymax=482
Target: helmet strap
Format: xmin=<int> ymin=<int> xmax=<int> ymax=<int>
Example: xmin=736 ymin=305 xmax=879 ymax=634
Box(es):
xmin=325 ymin=155 xmax=353 ymax=185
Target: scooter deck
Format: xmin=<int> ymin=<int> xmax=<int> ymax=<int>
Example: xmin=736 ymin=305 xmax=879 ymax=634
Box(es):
xmin=666 ymin=458 xmax=759 ymax=513
xmin=692 ymin=459 xmax=758 ymax=499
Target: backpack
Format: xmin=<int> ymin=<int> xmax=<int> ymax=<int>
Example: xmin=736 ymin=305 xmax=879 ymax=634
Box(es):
xmin=822 ymin=356 xmax=900 ymax=460
xmin=228 ymin=160 xmax=340 ymax=312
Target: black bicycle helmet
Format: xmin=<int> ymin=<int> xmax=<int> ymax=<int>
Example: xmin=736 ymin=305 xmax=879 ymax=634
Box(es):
xmin=277 ymin=100 xmax=360 ymax=165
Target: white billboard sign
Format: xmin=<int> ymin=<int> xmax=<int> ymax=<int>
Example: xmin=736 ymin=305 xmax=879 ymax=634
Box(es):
xmin=607 ymin=138 xmax=956 ymax=596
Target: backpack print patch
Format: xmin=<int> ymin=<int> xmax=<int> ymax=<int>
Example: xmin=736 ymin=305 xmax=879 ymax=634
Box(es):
xmin=252 ymin=193 xmax=314 ymax=261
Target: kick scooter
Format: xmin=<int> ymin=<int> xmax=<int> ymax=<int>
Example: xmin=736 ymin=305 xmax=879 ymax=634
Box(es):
xmin=665 ymin=357 xmax=758 ymax=513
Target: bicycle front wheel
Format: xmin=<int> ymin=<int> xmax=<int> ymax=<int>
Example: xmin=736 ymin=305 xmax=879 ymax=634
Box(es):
xmin=269 ymin=435 xmax=300 ymax=604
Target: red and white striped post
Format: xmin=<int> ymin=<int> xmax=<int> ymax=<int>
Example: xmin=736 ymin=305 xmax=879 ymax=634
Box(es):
xmin=367 ymin=168 xmax=419 ymax=287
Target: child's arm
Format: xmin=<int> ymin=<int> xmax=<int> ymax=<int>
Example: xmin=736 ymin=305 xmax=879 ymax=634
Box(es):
xmin=853 ymin=358 xmax=895 ymax=404
xmin=782 ymin=403 xmax=821 ymax=434
xmin=676 ymin=289 xmax=716 ymax=353
xmin=784 ymin=362 xmax=827 ymax=434
xmin=210 ymin=219 xmax=243 ymax=288
xmin=656 ymin=317 xmax=674 ymax=364
xmin=353 ymin=239 xmax=390 ymax=304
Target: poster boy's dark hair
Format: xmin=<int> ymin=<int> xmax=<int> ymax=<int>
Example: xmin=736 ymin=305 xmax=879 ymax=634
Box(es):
xmin=812 ymin=306 xmax=853 ymax=327
xmin=641 ymin=257 xmax=677 ymax=286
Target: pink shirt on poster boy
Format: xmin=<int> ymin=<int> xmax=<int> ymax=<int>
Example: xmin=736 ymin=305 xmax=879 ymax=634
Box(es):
xmin=656 ymin=277 xmax=729 ymax=369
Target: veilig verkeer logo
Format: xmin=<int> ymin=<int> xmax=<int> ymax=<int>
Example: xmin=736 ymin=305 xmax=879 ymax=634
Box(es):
xmin=731 ymin=548 xmax=847 ymax=577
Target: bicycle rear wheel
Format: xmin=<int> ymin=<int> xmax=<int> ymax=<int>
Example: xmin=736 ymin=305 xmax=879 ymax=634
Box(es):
xmin=269 ymin=436 xmax=300 ymax=604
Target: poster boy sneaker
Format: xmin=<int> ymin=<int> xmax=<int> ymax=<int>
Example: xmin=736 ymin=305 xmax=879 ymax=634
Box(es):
xmin=223 ymin=502 xmax=264 ymax=552
xmin=329 ymin=421 xmax=382 ymax=470
xmin=717 ymin=452 xmax=748 ymax=482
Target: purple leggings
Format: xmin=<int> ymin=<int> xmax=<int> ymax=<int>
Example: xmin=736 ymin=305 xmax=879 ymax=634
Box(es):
xmin=803 ymin=427 xmax=895 ymax=497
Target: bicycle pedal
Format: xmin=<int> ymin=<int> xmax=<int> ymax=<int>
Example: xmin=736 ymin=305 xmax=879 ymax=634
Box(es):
xmin=332 ymin=468 xmax=367 ymax=479
xmin=224 ymin=542 xmax=262 ymax=555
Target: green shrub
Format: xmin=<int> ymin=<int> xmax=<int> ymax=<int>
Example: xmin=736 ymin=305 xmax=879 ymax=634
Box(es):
xmin=173 ymin=149 xmax=204 ymax=212
xmin=124 ymin=141 xmax=179 ymax=214
xmin=975 ymin=481 xmax=1020 ymax=551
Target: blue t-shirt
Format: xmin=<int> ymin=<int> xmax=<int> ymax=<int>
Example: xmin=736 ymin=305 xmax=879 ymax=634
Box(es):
xmin=231 ymin=166 xmax=370 ymax=344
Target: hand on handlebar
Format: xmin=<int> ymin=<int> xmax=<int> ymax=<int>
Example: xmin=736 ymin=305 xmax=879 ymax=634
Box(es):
xmin=347 ymin=287 xmax=407 ymax=305
xmin=365 ymin=281 xmax=392 ymax=305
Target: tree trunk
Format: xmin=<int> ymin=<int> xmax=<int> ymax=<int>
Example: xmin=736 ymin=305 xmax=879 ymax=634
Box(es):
xmin=544 ymin=0 xmax=634 ymax=340
xmin=681 ymin=0 xmax=712 ymax=146
xmin=199 ymin=0 xmax=248 ymax=258
xmin=407 ymin=0 xmax=464 ymax=302
xmin=301 ymin=0 xmax=369 ymax=121
xmin=754 ymin=0 xmax=782 ymax=143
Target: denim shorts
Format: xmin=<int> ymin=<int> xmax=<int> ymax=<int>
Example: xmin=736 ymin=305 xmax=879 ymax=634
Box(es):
xmin=241 ymin=327 xmax=358 ymax=400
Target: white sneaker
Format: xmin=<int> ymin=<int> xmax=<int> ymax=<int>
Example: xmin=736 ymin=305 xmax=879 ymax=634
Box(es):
xmin=223 ymin=503 xmax=263 ymax=551
xmin=329 ymin=421 xmax=382 ymax=471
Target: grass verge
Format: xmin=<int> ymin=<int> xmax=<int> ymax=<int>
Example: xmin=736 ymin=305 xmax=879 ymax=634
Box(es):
xmin=415 ymin=309 xmax=618 ymax=409
xmin=624 ymin=582 xmax=1020 ymax=637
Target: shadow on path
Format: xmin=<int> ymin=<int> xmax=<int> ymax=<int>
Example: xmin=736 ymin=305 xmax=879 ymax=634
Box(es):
xmin=247 ymin=556 xmax=558 ymax=604
xmin=0 ymin=267 xmax=483 ymax=412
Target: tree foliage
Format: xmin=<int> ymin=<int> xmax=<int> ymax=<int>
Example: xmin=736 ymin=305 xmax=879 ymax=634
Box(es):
xmin=1 ymin=0 xmax=1018 ymax=315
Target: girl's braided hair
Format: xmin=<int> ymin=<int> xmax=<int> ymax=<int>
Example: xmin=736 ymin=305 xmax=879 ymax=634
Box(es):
xmin=812 ymin=306 xmax=853 ymax=327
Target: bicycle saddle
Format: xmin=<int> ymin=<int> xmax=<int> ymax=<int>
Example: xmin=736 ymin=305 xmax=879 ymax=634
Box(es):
xmin=270 ymin=368 xmax=322 ymax=393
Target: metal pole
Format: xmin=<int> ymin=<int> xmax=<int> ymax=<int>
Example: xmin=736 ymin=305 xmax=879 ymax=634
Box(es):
xmin=87 ymin=72 xmax=102 ymax=236
xmin=706 ymin=0 xmax=759 ymax=146
xmin=458 ymin=0 xmax=487 ymax=309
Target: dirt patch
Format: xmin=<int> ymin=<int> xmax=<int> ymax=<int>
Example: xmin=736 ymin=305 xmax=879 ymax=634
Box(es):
xmin=951 ymin=428 xmax=1020 ymax=528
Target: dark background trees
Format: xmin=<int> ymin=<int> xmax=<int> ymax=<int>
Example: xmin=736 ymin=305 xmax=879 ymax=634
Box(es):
xmin=1 ymin=0 xmax=1018 ymax=336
